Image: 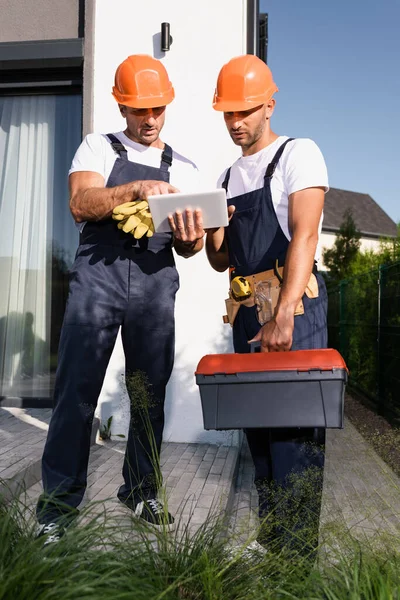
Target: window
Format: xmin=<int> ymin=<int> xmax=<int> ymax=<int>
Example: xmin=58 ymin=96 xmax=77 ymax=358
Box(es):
xmin=0 ymin=92 xmax=81 ymax=406
xmin=247 ymin=1 xmax=269 ymax=63
xmin=258 ymin=13 xmax=268 ymax=63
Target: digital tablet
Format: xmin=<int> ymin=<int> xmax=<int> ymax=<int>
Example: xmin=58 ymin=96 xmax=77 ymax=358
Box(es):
xmin=147 ymin=189 xmax=228 ymax=233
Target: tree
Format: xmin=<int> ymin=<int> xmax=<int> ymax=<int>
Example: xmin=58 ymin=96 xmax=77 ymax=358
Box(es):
xmin=348 ymin=220 xmax=400 ymax=276
xmin=322 ymin=209 xmax=361 ymax=283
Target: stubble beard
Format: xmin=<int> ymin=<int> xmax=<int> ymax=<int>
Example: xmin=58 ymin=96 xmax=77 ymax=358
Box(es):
xmin=129 ymin=127 xmax=160 ymax=147
xmin=240 ymin=120 xmax=266 ymax=153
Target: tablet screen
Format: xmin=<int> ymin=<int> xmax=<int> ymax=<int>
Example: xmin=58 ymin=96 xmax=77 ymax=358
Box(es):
xmin=148 ymin=189 xmax=229 ymax=233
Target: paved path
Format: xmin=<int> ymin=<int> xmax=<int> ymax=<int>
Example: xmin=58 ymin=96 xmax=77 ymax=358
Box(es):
xmin=0 ymin=408 xmax=51 ymax=481
xmin=321 ymin=418 xmax=400 ymax=551
xmin=228 ymin=419 xmax=400 ymax=552
xmin=0 ymin=408 xmax=52 ymax=499
xmin=2 ymin=407 xmax=400 ymax=549
xmin=21 ymin=438 xmax=238 ymax=538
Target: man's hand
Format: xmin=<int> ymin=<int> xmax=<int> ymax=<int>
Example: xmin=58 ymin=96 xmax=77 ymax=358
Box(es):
xmin=227 ymin=204 xmax=236 ymax=221
xmin=169 ymin=209 xmax=205 ymax=258
xmin=168 ymin=208 xmax=205 ymax=243
xmin=135 ymin=180 xmax=179 ymax=199
xmin=249 ymin=310 xmax=294 ymax=352
xmin=205 ymin=204 xmax=236 ymax=234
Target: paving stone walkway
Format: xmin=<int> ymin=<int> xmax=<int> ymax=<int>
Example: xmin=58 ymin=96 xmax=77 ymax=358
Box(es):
xmin=228 ymin=419 xmax=400 ymax=552
xmin=21 ymin=438 xmax=238 ymax=538
xmin=0 ymin=408 xmax=51 ymax=480
xmin=2 ymin=407 xmax=400 ymax=550
xmin=0 ymin=408 xmax=52 ymax=499
xmin=321 ymin=417 xmax=400 ymax=552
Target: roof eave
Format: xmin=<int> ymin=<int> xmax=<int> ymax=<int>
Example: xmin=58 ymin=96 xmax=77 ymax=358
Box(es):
xmin=322 ymin=226 xmax=397 ymax=240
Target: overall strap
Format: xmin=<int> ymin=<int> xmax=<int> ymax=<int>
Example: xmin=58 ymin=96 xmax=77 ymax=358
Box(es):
xmin=264 ymin=137 xmax=295 ymax=180
xmin=222 ymin=137 xmax=295 ymax=191
xmin=221 ymin=167 xmax=231 ymax=191
xmin=106 ymin=134 xmax=128 ymax=159
xmin=160 ymin=143 xmax=173 ymax=172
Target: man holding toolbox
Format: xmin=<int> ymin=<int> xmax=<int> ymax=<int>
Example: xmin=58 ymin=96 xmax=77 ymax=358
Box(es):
xmin=206 ymin=55 xmax=329 ymax=556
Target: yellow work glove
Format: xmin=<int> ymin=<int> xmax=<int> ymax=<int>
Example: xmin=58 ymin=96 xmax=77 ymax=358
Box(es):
xmin=112 ymin=201 xmax=155 ymax=238
xmin=132 ymin=207 xmax=155 ymax=238
xmin=112 ymin=200 xmax=148 ymax=220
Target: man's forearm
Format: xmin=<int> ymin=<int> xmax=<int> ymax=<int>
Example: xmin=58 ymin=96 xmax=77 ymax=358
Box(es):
xmin=275 ymin=233 xmax=318 ymax=317
xmin=205 ymin=228 xmax=229 ymax=272
xmin=70 ymin=181 xmax=140 ymax=223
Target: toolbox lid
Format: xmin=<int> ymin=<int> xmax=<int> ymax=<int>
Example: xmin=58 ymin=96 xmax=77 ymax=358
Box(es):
xmin=195 ymin=348 xmax=348 ymax=375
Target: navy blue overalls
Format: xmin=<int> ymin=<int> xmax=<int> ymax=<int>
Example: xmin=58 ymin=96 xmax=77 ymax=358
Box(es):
xmin=222 ymin=138 xmax=328 ymax=554
xmin=37 ymin=135 xmax=179 ymax=523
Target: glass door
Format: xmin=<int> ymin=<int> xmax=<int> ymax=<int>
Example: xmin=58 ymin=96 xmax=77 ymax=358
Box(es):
xmin=0 ymin=94 xmax=81 ymax=403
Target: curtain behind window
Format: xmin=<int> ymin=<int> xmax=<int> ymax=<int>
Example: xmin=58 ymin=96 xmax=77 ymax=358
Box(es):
xmin=0 ymin=94 xmax=80 ymax=400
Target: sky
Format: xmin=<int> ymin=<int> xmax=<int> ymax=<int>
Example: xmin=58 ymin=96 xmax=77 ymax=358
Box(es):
xmin=260 ymin=0 xmax=400 ymax=223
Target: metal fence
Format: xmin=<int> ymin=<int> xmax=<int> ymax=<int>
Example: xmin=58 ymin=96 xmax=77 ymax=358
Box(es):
xmin=327 ymin=261 xmax=400 ymax=424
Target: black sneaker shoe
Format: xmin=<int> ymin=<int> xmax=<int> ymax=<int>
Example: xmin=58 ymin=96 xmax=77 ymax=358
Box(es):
xmin=122 ymin=497 xmax=175 ymax=532
xmin=36 ymin=522 xmax=65 ymax=546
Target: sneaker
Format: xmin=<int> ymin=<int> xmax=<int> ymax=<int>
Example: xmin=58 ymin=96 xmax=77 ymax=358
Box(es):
xmin=122 ymin=497 xmax=175 ymax=532
xmin=36 ymin=522 xmax=65 ymax=546
xmin=243 ymin=540 xmax=268 ymax=558
xmin=227 ymin=539 xmax=268 ymax=561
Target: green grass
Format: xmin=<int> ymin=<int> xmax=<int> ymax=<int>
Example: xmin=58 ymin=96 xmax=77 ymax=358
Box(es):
xmin=1 ymin=494 xmax=400 ymax=600
xmin=3 ymin=374 xmax=400 ymax=599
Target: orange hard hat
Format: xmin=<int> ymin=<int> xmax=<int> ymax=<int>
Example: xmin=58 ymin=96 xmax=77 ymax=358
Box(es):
xmin=213 ymin=55 xmax=278 ymax=112
xmin=112 ymin=54 xmax=174 ymax=108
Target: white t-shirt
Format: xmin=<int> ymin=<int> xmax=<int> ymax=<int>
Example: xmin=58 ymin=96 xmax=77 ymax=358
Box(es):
xmin=69 ymin=131 xmax=200 ymax=191
xmin=217 ymin=136 xmax=329 ymax=260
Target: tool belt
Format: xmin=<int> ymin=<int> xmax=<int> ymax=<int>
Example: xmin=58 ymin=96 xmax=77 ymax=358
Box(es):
xmin=223 ymin=264 xmax=319 ymax=327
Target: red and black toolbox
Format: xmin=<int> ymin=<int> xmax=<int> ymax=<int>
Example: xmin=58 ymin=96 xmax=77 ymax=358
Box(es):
xmin=195 ymin=348 xmax=348 ymax=430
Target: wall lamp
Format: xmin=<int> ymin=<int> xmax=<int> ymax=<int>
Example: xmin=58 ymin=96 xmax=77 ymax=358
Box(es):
xmin=161 ymin=22 xmax=173 ymax=52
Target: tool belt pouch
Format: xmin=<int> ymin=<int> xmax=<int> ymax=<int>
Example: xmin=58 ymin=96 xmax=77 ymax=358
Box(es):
xmin=305 ymin=272 xmax=319 ymax=299
xmin=223 ymin=297 xmax=241 ymax=327
xmin=247 ymin=268 xmax=302 ymax=325
xmin=222 ymin=269 xmax=318 ymax=327
xmin=254 ymin=279 xmax=279 ymax=325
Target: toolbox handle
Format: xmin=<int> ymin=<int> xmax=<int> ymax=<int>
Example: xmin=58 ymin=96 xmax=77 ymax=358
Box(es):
xmin=249 ymin=341 xmax=261 ymax=353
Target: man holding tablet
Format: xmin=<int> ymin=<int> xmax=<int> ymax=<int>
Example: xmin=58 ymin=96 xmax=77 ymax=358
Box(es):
xmin=206 ymin=55 xmax=329 ymax=557
xmin=36 ymin=54 xmax=204 ymax=543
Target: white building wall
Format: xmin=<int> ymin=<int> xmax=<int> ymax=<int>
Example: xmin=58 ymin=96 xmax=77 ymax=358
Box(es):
xmin=319 ymin=231 xmax=382 ymax=270
xmin=92 ymin=0 xmax=248 ymax=444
